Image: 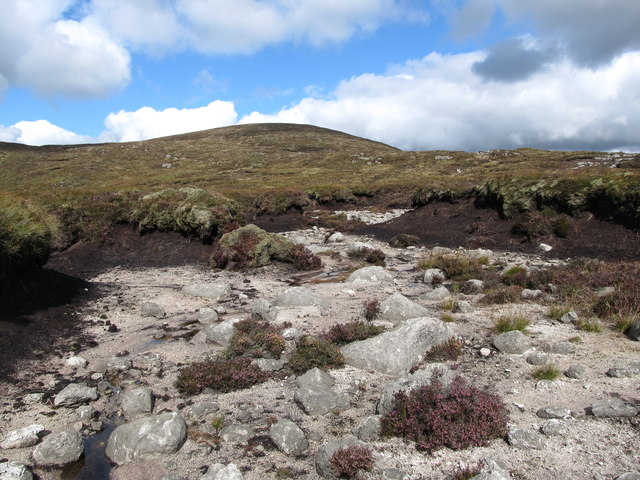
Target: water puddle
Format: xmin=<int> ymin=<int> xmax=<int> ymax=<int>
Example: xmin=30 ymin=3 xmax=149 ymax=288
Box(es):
xmin=61 ymin=418 xmax=121 ymax=479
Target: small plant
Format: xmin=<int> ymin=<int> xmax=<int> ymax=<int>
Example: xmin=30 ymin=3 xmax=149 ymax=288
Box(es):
xmin=482 ymin=285 xmax=522 ymax=304
xmin=568 ymin=335 xmax=583 ymax=343
xmin=424 ymin=337 xmax=463 ymax=362
xmin=441 ymin=313 xmax=455 ymax=323
xmin=275 ymin=467 xmax=295 ymax=479
xmin=501 ymin=266 xmax=529 ymax=287
xmin=363 ymin=298 xmax=380 ymax=321
xmin=493 ymin=315 xmax=530 ymax=333
xmin=224 ymin=318 xmax=285 ymax=359
xmin=389 ymin=233 xmax=420 ymax=248
xmin=210 ymin=415 xmax=225 ymax=433
xmin=547 ymin=304 xmax=572 ymax=321
xmin=175 ymin=357 xmax=268 ymax=395
xmin=611 ymin=314 xmax=636 ymax=333
xmin=322 ymin=321 xmax=385 ymax=345
xmin=420 ymin=253 xmax=483 ymax=281
xmin=440 ymin=298 xmax=458 ymax=312
xmin=532 ymin=364 xmax=560 ymax=381
xmin=381 ymin=376 xmax=508 ymax=453
xmin=446 ymin=463 xmax=483 ymax=480
xmin=289 ymin=335 xmax=345 ymax=374
xmin=348 ymin=247 xmax=386 ymax=266
xmin=330 ymin=445 xmax=374 ymax=478
xmin=576 ymin=318 xmax=603 ymax=332
xmin=288 ymin=243 xmax=323 ymax=270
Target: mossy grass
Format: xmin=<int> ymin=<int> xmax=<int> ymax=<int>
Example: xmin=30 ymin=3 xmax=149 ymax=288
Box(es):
xmin=493 ymin=315 xmax=531 ymax=333
xmin=532 ymin=364 xmax=561 ymax=381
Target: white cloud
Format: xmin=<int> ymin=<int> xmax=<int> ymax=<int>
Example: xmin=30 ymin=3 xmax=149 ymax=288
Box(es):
xmin=0 ymin=120 xmax=92 ymax=146
xmin=101 ymin=100 xmax=238 ymax=142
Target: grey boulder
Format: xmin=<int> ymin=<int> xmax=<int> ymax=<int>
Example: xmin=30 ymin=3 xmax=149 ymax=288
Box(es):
xmin=202 ymin=463 xmax=244 ymax=480
xmin=352 ymin=415 xmax=382 ymax=442
xmin=274 ymin=287 xmax=330 ymax=309
xmin=32 ymin=431 xmax=84 ymax=466
xmin=54 ymin=383 xmax=98 ymax=407
xmin=140 ymin=301 xmax=166 ymax=318
xmin=295 ymin=383 xmax=349 ymax=417
xmin=121 ymin=387 xmax=154 ymax=420
xmin=377 ymin=292 xmax=429 ymax=324
xmin=252 ymin=298 xmax=279 ymax=322
xmin=203 ymin=318 xmax=242 ymax=347
xmin=182 ymin=283 xmax=231 ymax=301
xmin=507 ymin=427 xmax=545 ymax=450
xmin=346 ymin=266 xmax=394 ymax=284
xmin=1 ymin=424 xmax=45 ymax=449
xmin=197 ymin=307 xmax=219 ymax=324
xmin=0 ymin=461 xmax=33 ymax=480
xmin=628 ymin=319 xmax=640 ymax=340
xmin=493 ymin=331 xmax=530 ymax=354
xmin=269 ymin=418 xmax=309 ymax=456
xmin=590 ymin=398 xmax=640 ymax=418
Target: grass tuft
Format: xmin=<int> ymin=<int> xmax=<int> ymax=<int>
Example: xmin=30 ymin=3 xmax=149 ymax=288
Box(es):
xmin=532 ymin=364 xmax=560 ymax=381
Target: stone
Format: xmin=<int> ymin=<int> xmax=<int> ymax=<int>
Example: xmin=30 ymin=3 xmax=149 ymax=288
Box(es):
xmin=536 ymin=406 xmax=572 ymax=419
xmin=32 ymin=431 xmax=84 ymax=466
xmin=105 ymin=412 xmax=187 ymax=464
xmin=420 ymin=285 xmax=451 ymax=301
xmin=507 ymin=427 xmax=545 ymax=450
xmin=203 ymin=318 xmax=242 ymax=347
xmin=327 ymin=232 xmax=344 ymax=243
xmin=274 ymin=287 xmax=330 ymax=309
xmin=1 ymin=424 xmax=45 ymax=449
xmin=296 ymin=367 xmax=335 ymax=389
xmin=251 ymin=298 xmax=279 ymax=322
xmin=54 ymin=383 xmax=98 ymax=407
xmin=106 ymin=357 xmax=133 ymax=373
xmin=379 ymin=469 xmax=407 ymax=480
xmin=346 ymin=266 xmax=394 ymax=284
xmin=538 ymin=243 xmax=553 ymax=252
xmin=540 ymin=342 xmax=576 ymax=355
xmin=464 ymin=279 xmax=485 ymax=292
xmin=377 ymin=292 xmax=429 ymax=324
xmin=220 ymin=424 xmax=255 ymax=444
xmin=0 ymin=461 xmax=33 ymax=480
xmin=252 ymin=358 xmax=285 ymax=372
xmin=269 ymin=418 xmax=309 ymax=456
xmin=65 ymin=356 xmax=88 ymax=368
xmin=121 ymin=387 xmax=155 ymax=420
xmin=352 ymin=415 xmax=382 ymax=442
xmin=590 ymin=398 xmax=640 ymax=418
xmin=559 ymin=311 xmax=579 ymax=324
xmin=470 ymin=458 xmax=511 ymax=480
xmin=295 ymin=383 xmax=349 ymax=416
xmin=423 ymin=268 xmax=445 ymax=285
xmin=186 ymin=401 xmax=219 ymax=422
xmin=493 ymin=331 xmax=530 ymax=354
xmin=76 ymin=405 xmax=96 ymax=423
xmin=197 ymin=307 xmax=218 ymax=324
xmin=521 ymin=289 xmax=542 ymax=300
xmin=628 ymin=319 xmax=640 ymax=341
xmin=480 ymin=347 xmax=492 ymax=357
xmin=315 ymin=436 xmax=367 ymax=479
xmin=182 ymin=283 xmax=231 ymax=301
xmin=341 ymin=317 xmax=454 ymax=376
xmin=616 ymin=473 xmax=640 ymax=480
xmin=282 ymin=327 xmax=300 ymax=340
xmin=455 ymin=300 xmax=474 ymax=313
xmin=347 ymin=241 xmax=375 ymax=254
xmin=540 ymin=419 xmax=569 ymax=436
xmin=526 ymin=352 xmax=550 ymax=365
xmin=606 ymin=362 xmax=640 ymax=378
xmin=377 ymin=363 xmax=456 ymax=415
xmin=564 ymin=365 xmax=587 ymax=379
xmin=140 ymin=302 xmax=166 ymax=318
xmin=596 ymin=286 xmax=616 ymax=297
xmin=202 ymin=463 xmax=244 ymax=480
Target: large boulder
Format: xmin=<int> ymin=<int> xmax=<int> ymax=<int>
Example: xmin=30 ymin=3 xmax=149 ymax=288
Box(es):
xmin=121 ymin=387 xmax=155 ymax=420
xmin=341 ymin=317 xmax=454 ymax=376
xmin=140 ymin=301 xmax=166 ymax=318
xmin=105 ymin=412 xmax=187 ymax=464
xmin=377 ymin=292 xmax=429 ymax=324
xmin=295 ymin=383 xmax=349 ymax=417
xmin=493 ymin=331 xmax=531 ymax=354
xmin=203 ymin=318 xmax=242 ymax=347
xmin=0 ymin=461 xmax=33 ymax=480
xmin=252 ymin=298 xmax=279 ymax=322
xmin=274 ymin=287 xmax=329 ymax=309
xmin=53 ymin=383 xmax=98 ymax=407
xmin=269 ymin=419 xmax=309 ymax=456
xmin=32 ymin=431 xmax=84 ymax=466
xmin=346 ymin=266 xmax=394 ymax=285
xmin=590 ymin=398 xmax=640 ymax=418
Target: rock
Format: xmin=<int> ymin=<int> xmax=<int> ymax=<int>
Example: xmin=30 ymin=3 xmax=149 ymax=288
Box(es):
xmin=197 ymin=307 xmax=219 ymax=324
xmin=628 ymin=319 xmax=640 ymax=341
xmin=455 ymin=300 xmax=474 ymax=313
xmin=54 ymin=383 xmax=98 ymax=407
xmin=76 ymin=405 xmax=96 ymax=423
xmin=540 ymin=419 xmax=569 ymax=436
xmin=65 ymin=356 xmax=88 ymax=368
xmin=377 ymin=363 xmax=456 ymax=415
xmin=352 ymin=415 xmax=381 ymax=442
xmin=341 ymin=317 xmax=454 ymax=376
xmin=538 ymin=243 xmax=553 ymax=252
xmin=203 ymin=318 xmax=242 ymax=347
xmin=559 ymin=311 xmax=579 ymax=324
xmin=1 ymin=424 xmax=45 ymax=449
xmin=535 ymin=380 xmax=562 ymax=390
xmin=106 ymin=357 xmax=133 ymax=374
xmin=564 ymin=365 xmax=587 ymax=379
xmin=186 ymin=401 xmax=219 ymax=422
xmin=269 ymin=418 xmax=309 ymax=456
xmin=282 ymin=327 xmax=300 ymax=340
xmin=315 ymin=436 xmax=367 ymax=479
xmin=464 ymin=279 xmax=485 ymax=292
xmin=521 ymin=288 xmax=542 ymax=300
xmin=420 ymin=285 xmax=451 ymax=301
xmin=480 ymin=347 xmax=492 ymax=357
xmin=295 ymin=383 xmax=349 ymax=417
xmin=590 ymin=398 xmax=640 ymax=418
xmin=202 ymin=463 xmax=244 ymax=480
xmin=347 ymin=241 xmax=375 ymax=254
xmin=596 ymin=286 xmax=616 ymax=297
xmin=296 ymin=367 xmax=335 ymax=389
xmin=540 ymin=342 xmax=576 ymax=355
xmin=251 ymin=298 xmax=279 ymax=322
xmin=379 ymin=469 xmax=407 ymax=479
xmin=526 ymin=352 xmax=549 ymax=365
xmin=377 ymin=292 xmax=429 ymax=324
xmin=140 ymin=301 xmax=166 ymax=318
xmin=105 ymin=412 xmax=187 ymax=464
xmin=121 ymin=387 xmax=155 ymax=420
xmin=0 ymin=461 xmax=33 ymax=480
xmin=274 ymin=287 xmax=330 ymax=309
xmin=471 ymin=458 xmax=512 ymax=480
xmin=493 ymin=331 xmax=530 ymax=354
xmin=616 ymin=473 xmax=640 ymax=480
xmin=220 ymin=424 xmax=254 ymax=444
xmin=346 ymin=266 xmax=394 ymax=284
xmin=182 ymin=283 xmax=231 ymax=301
xmin=536 ymin=406 xmax=572 ymax=419
xmin=423 ymin=268 xmax=445 ymax=285
xmin=252 ymin=358 xmax=285 ymax=372
xmin=327 ymin=232 xmax=344 ymax=243
xmin=606 ymin=362 xmax=640 ymax=378
xmin=32 ymin=431 xmax=84 ymax=466
xmin=507 ymin=427 xmax=545 ymax=450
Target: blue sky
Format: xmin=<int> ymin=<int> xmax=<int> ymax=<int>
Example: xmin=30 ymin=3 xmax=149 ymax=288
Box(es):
xmin=1 ymin=0 xmax=639 ymax=152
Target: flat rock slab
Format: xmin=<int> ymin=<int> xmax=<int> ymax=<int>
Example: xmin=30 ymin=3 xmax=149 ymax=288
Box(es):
xmin=0 ymin=461 xmax=33 ymax=480
xmin=182 ymin=283 xmax=231 ymax=301
xmin=590 ymin=398 xmax=640 ymax=418
xmin=341 ymin=317 xmax=454 ymax=376
xmin=493 ymin=331 xmax=531 ymax=354
xmin=378 ymin=292 xmax=429 ymax=324
xmin=274 ymin=286 xmax=330 ymax=308
xmin=54 ymin=383 xmax=98 ymax=407
xmin=507 ymin=427 xmax=545 ymax=450
xmin=32 ymin=431 xmax=84 ymax=466
xmin=105 ymin=412 xmax=187 ymax=464
xmin=346 ymin=266 xmax=394 ymax=284
xmin=1 ymin=424 xmax=45 ymax=449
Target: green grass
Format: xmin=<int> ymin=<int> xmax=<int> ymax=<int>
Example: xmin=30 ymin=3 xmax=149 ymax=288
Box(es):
xmin=547 ymin=304 xmax=572 ymax=321
xmin=493 ymin=315 xmax=531 ymax=333
xmin=576 ymin=318 xmax=603 ymax=333
xmin=532 ymin=365 xmax=560 ymax=381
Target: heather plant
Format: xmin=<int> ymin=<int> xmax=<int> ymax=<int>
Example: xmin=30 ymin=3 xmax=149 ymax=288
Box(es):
xmin=224 ymin=318 xmax=285 ymax=359
xmin=381 ymin=376 xmax=508 ymax=453
xmin=446 ymin=463 xmax=483 ymax=480
xmin=289 ymin=335 xmax=345 ymax=374
xmin=501 ymin=266 xmax=529 ymax=287
xmin=482 ymin=285 xmax=523 ymax=305
xmin=322 ymin=321 xmax=385 ymax=345
xmin=348 ymin=246 xmax=386 ymax=266
xmin=363 ymin=298 xmax=380 ymax=321
xmin=175 ymin=357 xmax=268 ymax=395
xmin=330 ymin=446 xmax=374 ymax=478
xmin=423 ymin=337 xmax=463 ymax=362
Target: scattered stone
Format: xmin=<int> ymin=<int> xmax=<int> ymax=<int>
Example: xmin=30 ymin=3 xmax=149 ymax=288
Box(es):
xmin=526 ymin=352 xmax=549 ymax=365
xmin=536 ymin=406 xmax=572 ymax=419
xmin=0 ymin=461 xmax=33 ymax=480
xmin=541 ymin=342 xmax=576 ymax=355
xmin=540 ymin=419 xmax=569 ymax=436
xmin=121 ymin=387 xmax=155 ymax=420
xmin=282 ymin=327 xmax=300 ymax=340
xmin=606 ymin=362 xmax=640 ymax=378
xmin=252 ymin=358 xmax=285 ymax=372
xmin=455 ymin=300 xmax=474 ymax=313
xmin=507 ymin=427 xmax=545 ymax=450
xmin=202 ymin=463 xmax=244 ymax=480
xmin=480 ymin=347 xmax=492 ymax=357
xmin=377 ymin=292 xmax=429 ymax=324
xmin=423 ymin=268 xmax=445 ymax=285
xmin=521 ymin=289 xmax=542 ymax=300
xmin=347 ymin=242 xmax=375 ymax=254
xmin=564 ymin=365 xmax=587 ymax=379
xmin=379 ymin=469 xmax=407 ymax=480
xmin=76 ymin=405 xmax=96 ymax=423
xmin=140 ymin=301 xmax=166 ymax=318
xmin=464 ymin=279 xmax=485 ymax=292
xmin=54 ymin=383 xmax=98 ymax=407
xmin=220 ymin=424 xmax=255 ymax=444
xmin=251 ymin=298 xmax=279 ymax=322
xmin=186 ymin=401 xmax=219 ymax=422
xmin=538 ymin=243 xmax=553 ymax=252
xmin=106 ymin=357 xmax=133 ymax=374
xmin=420 ymin=285 xmax=451 ymax=301
xmin=315 ymin=436 xmax=367 ymax=479
xmin=341 ymin=317 xmax=454 ymax=376
xmin=1 ymin=424 xmax=45 ymax=449
xmin=628 ymin=319 xmax=640 ymax=341
xmin=346 ymin=266 xmax=394 ymax=285
xmin=274 ymin=286 xmax=330 ymax=308
xmin=32 ymin=431 xmax=84 ymax=466
xmin=493 ymin=331 xmax=530 ymax=354
xmin=269 ymin=418 xmax=309 ymax=456
xmin=203 ymin=318 xmax=242 ymax=347
xmin=105 ymin=412 xmax=187 ymax=464
xmin=182 ymin=283 xmax=231 ymax=301
xmin=295 ymin=382 xmax=349 ymax=417
xmin=352 ymin=415 xmax=381 ymax=442
xmin=65 ymin=356 xmax=88 ymax=368
xmin=471 ymin=458 xmax=512 ymax=480
xmin=559 ymin=311 xmax=579 ymax=324
xmin=327 ymin=232 xmax=344 ymax=243
xmin=23 ymin=393 xmax=45 ymax=404
xmin=590 ymin=398 xmax=640 ymax=418
xmin=197 ymin=307 xmax=218 ymax=324
xmin=296 ymin=367 xmax=335 ymax=389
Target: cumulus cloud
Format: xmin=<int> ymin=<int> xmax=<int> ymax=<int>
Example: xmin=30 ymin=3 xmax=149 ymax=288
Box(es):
xmin=0 ymin=120 xmax=92 ymax=146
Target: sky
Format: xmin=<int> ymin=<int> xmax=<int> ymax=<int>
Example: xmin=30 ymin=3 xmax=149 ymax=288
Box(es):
xmin=1 ymin=0 xmax=639 ymax=152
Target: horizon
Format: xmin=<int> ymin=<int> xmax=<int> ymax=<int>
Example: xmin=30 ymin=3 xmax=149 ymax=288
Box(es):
xmin=1 ymin=1 xmax=639 ymax=152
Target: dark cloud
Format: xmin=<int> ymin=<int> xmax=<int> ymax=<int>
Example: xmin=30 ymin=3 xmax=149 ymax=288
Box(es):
xmin=472 ymin=38 xmax=555 ymax=82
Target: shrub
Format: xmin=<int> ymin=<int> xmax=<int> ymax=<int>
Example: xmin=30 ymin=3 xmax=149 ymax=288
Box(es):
xmin=532 ymin=364 xmax=560 ymax=381
xmin=363 ymin=298 xmax=380 ymax=321
xmin=511 ymin=211 xmax=572 ymax=241
xmin=482 ymin=286 xmax=523 ymax=304
xmin=381 ymin=376 xmax=508 ymax=453
xmin=493 ymin=315 xmax=530 ymax=333
xmin=289 ymin=336 xmax=345 ymax=374
xmin=322 ymin=321 xmax=385 ymax=345
xmin=501 ymin=266 xmax=529 ymax=287
xmin=288 ymin=243 xmax=322 ymax=270
xmin=224 ymin=318 xmax=285 ymax=359
xmin=348 ymin=247 xmax=385 ymax=266
xmin=440 ymin=298 xmax=458 ymax=312
xmin=446 ymin=463 xmax=483 ymax=480
xmin=389 ymin=234 xmax=420 ymax=248
xmin=547 ymin=304 xmax=572 ymax=321
xmin=421 ymin=253 xmax=484 ymax=281
xmin=423 ymin=338 xmax=462 ymax=362
xmin=330 ymin=446 xmax=374 ymax=478
xmin=611 ymin=314 xmax=636 ymax=333
xmin=175 ymin=357 xmax=268 ymax=395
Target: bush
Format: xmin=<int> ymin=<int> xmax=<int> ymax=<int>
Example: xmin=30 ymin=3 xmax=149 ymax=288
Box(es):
xmin=289 ymin=336 xmax=345 ymax=374
xmin=224 ymin=318 xmax=285 ymax=359
xmin=547 ymin=304 xmax=572 ymax=321
xmin=482 ymin=285 xmax=523 ymax=304
xmin=348 ymin=247 xmax=386 ymax=266
xmin=531 ymin=364 xmax=560 ymax=381
xmin=446 ymin=463 xmax=483 ymax=480
xmin=389 ymin=234 xmax=420 ymax=248
xmin=423 ymin=338 xmax=462 ymax=362
xmin=381 ymin=376 xmax=508 ymax=453
xmin=175 ymin=357 xmax=269 ymax=395
xmin=501 ymin=266 xmax=529 ymax=287
xmin=363 ymin=298 xmax=380 ymax=321
xmin=511 ymin=211 xmax=572 ymax=241
xmin=322 ymin=321 xmax=385 ymax=345
xmin=330 ymin=446 xmax=374 ymax=478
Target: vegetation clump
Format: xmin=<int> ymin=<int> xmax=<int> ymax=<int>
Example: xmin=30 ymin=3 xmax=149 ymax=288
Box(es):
xmin=330 ymin=446 xmax=374 ymax=478
xmin=175 ymin=357 xmax=268 ymax=395
xmin=423 ymin=338 xmax=463 ymax=362
xmin=493 ymin=315 xmax=531 ymax=334
xmin=381 ymin=376 xmax=508 ymax=453
xmin=420 ymin=253 xmax=485 ymax=281
xmin=531 ymin=364 xmax=560 ymax=381
xmin=511 ymin=210 xmax=572 ymax=241
xmin=389 ymin=233 xmax=420 ymax=248
xmin=322 ymin=321 xmax=385 ymax=345
xmin=289 ymin=335 xmax=345 ymax=374
xmin=363 ymin=298 xmax=380 ymax=321
xmin=224 ymin=318 xmax=286 ymax=359
xmin=347 ymin=246 xmax=386 ymax=266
